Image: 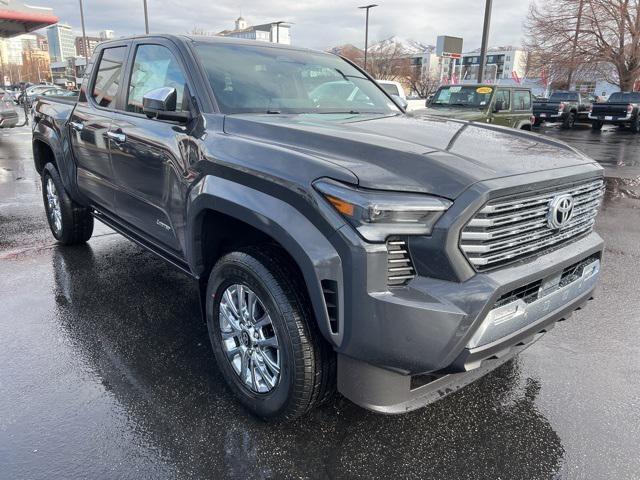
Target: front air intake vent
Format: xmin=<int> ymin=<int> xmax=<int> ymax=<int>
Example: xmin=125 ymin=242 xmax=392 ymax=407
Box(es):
xmin=321 ymin=280 xmax=339 ymax=334
xmin=386 ymin=237 xmax=415 ymax=286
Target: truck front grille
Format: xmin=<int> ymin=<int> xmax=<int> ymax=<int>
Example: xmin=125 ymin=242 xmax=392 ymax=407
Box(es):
xmin=461 ymin=179 xmax=604 ymax=271
xmin=386 ymin=238 xmax=415 ymax=286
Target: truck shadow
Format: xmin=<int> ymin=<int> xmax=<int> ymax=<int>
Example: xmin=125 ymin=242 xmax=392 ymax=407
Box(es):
xmin=51 ymin=240 xmax=565 ymax=480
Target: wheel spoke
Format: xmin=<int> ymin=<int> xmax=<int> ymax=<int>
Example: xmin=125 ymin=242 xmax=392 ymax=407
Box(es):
xmin=261 ymin=350 xmax=280 ymax=375
xmin=240 ymin=349 xmax=249 ymax=383
xmin=247 ymin=290 xmax=258 ymax=322
xmin=226 ymin=344 xmax=241 ymax=358
xmin=221 ymin=330 xmax=240 ymax=341
xmin=256 ymin=356 xmax=277 ymax=388
xmin=253 ymin=313 xmax=271 ymax=329
xmin=223 ymin=289 xmax=239 ymax=318
xmin=257 ymin=336 xmax=279 ymax=349
xmin=250 ymin=354 xmax=259 ymax=391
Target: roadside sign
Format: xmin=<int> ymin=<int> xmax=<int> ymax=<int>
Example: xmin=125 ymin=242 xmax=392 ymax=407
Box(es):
xmin=436 ymin=36 xmax=463 ymax=58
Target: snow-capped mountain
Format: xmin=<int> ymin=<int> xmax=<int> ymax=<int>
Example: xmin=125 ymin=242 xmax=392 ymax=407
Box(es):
xmin=368 ymin=36 xmax=434 ymax=55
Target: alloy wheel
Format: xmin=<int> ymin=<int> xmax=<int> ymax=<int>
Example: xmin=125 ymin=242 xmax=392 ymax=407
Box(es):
xmin=219 ymin=284 xmax=281 ymax=393
xmin=46 ymin=177 xmax=62 ymax=235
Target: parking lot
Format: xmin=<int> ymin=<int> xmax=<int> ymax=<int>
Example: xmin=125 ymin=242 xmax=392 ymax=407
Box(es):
xmin=1 ymin=120 xmax=639 ymax=479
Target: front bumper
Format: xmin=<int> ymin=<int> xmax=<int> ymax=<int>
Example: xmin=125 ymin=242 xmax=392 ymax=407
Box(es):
xmin=335 ymin=231 xmax=603 ymax=413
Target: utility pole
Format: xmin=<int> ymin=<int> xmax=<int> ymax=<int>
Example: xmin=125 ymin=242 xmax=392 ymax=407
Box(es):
xmin=79 ymin=0 xmax=89 ymax=62
xmin=358 ymin=4 xmax=378 ymax=70
xmin=477 ymin=0 xmax=493 ymax=83
xmin=567 ymin=0 xmax=584 ymax=89
xmin=143 ymin=0 xmax=150 ymax=34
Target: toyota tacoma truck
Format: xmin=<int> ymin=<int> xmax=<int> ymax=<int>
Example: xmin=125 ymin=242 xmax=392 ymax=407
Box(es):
xmin=32 ymin=35 xmax=605 ymax=420
xmin=533 ymin=91 xmax=593 ymax=128
xmin=589 ymin=91 xmax=640 ymax=132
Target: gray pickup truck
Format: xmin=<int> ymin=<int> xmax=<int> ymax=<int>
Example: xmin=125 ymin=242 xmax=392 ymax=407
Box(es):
xmin=32 ymin=34 xmax=605 ymax=420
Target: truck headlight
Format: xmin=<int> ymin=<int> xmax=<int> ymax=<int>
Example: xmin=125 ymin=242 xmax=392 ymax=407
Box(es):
xmin=314 ymin=179 xmax=451 ymax=242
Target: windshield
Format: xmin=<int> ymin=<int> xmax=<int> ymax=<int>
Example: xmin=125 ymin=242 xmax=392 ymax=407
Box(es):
xmin=609 ymin=92 xmax=640 ymax=103
xmin=550 ymin=92 xmax=579 ymax=101
xmin=193 ymin=42 xmax=399 ymax=115
xmin=430 ymin=85 xmax=494 ymax=108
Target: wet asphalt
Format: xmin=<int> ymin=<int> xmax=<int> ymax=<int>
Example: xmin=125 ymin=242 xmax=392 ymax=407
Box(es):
xmin=1 ymin=121 xmax=639 ymax=480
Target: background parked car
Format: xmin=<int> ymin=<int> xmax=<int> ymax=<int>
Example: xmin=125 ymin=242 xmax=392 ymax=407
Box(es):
xmin=589 ymin=91 xmax=640 ymax=132
xmin=420 ymin=84 xmax=534 ymax=130
xmin=0 ymin=90 xmax=19 ymax=128
xmin=533 ymin=91 xmax=593 ymax=129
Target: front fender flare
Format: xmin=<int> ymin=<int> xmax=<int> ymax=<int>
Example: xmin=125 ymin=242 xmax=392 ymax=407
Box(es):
xmin=187 ymin=175 xmax=345 ymax=347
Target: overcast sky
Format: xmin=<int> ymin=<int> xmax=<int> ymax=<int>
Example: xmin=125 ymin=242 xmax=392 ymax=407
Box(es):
xmin=39 ymin=0 xmax=531 ymax=51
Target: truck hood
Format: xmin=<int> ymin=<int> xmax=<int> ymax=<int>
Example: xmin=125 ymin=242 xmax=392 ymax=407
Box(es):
xmin=223 ymin=113 xmax=599 ymax=198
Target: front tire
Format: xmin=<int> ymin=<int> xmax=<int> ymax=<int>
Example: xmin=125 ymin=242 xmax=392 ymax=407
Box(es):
xmin=206 ymin=247 xmax=335 ymax=421
xmin=42 ymin=163 xmax=93 ymax=245
xmin=591 ymin=120 xmax=604 ymax=131
xmin=630 ymin=115 xmax=640 ymax=133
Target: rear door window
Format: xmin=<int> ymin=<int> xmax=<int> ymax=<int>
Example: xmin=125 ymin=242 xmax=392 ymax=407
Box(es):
xmin=513 ymin=90 xmax=531 ymax=111
xmin=92 ymin=46 xmax=127 ymax=109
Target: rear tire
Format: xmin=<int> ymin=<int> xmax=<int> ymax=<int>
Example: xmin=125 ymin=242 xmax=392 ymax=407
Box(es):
xmin=42 ymin=163 xmax=93 ymax=245
xmin=561 ymin=112 xmax=576 ymax=129
xmin=206 ymin=246 xmax=336 ymax=421
xmin=591 ymin=120 xmax=604 ymax=131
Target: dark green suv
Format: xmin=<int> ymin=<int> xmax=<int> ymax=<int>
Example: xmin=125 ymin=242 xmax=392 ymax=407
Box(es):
xmin=422 ymin=84 xmax=534 ymax=130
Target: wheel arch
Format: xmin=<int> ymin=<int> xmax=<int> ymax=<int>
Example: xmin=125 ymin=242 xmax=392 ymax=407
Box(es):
xmin=187 ymin=176 xmax=344 ymax=347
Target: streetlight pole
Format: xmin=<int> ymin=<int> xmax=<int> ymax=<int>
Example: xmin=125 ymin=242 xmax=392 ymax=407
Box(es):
xmin=477 ymin=0 xmax=493 ymax=83
xmin=143 ymin=0 xmax=150 ymax=34
xmin=78 ymin=0 xmax=89 ymax=62
xmin=358 ymin=4 xmax=377 ymax=71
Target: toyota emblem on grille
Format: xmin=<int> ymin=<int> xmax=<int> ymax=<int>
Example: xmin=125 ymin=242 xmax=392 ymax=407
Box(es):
xmin=548 ymin=194 xmax=575 ymax=229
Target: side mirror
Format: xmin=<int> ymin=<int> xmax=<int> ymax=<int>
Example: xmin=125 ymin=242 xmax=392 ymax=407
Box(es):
xmin=391 ymin=94 xmax=408 ymax=110
xmin=143 ymin=87 xmax=191 ymax=122
xmin=493 ymin=100 xmax=504 ymax=113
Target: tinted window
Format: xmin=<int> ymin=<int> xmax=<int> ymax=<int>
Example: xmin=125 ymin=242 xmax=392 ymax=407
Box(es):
xmin=608 ymin=92 xmax=640 ymax=103
xmin=193 ymin=42 xmax=398 ymax=115
xmin=513 ymin=90 xmax=531 ymax=110
xmin=126 ymin=44 xmax=188 ymax=113
xmin=495 ymin=89 xmax=511 ymax=110
xmin=550 ymin=92 xmax=579 ymax=101
xmin=92 ymin=46 xmax=126 ymax=108
xmin=380 ymin=83 xmax=400 ymax=97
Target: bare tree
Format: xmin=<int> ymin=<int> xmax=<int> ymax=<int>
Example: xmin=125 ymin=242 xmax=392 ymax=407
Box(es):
xmin=405 ymin=68 xmax=439 ymax=98
xmin=526 ymin=0 xmax=640 ymax=90
xmin=366 ymin=43 xmax=410 ymax=81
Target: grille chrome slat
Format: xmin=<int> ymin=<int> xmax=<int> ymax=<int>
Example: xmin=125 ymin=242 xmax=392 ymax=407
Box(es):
xmin=479 ymin=179 xmax=604 ymax=214
xmin=462 ymin=207 xmax=599 ymax=245
xmin=461 ymin=179 xmax=604 ymax=270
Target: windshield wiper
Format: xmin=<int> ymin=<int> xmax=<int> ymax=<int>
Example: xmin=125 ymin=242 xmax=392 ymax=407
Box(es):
xmin=314 ymin=110 xmax=360 ymax=115
xmin=266 ymin=109 xmax=281 ymax=114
